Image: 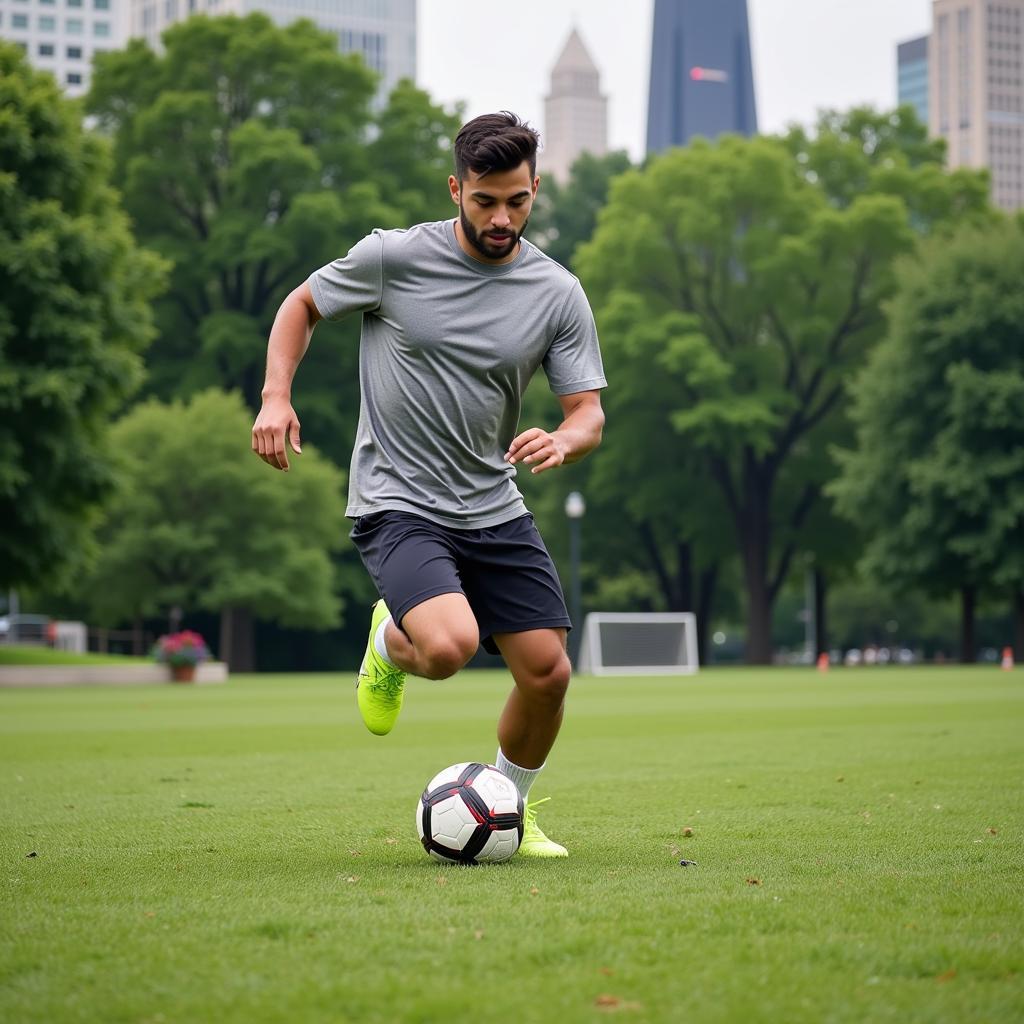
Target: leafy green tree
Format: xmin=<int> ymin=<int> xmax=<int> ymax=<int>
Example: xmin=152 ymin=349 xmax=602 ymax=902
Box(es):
xmin=86 ymin=14 xmax=460 ymax=461
xmin=575 ymin=109 xmax=991 ymax=662
xmin=531 ymin=150 xmax=633 ymax=268
xmin=0 ymin=43 xmax=166 ymax=591
xmin=582 ymin=297 xmax=733 ymax=660
xmin=368 ymin=79 xmax=464 ymax=226
xmin=511 ymin=300 xmax=735 ymax=665
xmin=85 ymin=390 xmax=347 ymax=670
xmin=831 ymin=221 xmax=1024 ymax=661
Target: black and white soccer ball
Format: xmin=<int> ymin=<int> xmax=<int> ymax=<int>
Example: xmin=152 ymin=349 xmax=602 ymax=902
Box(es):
xmin=416 ymin=762 xmax=524 ymax=864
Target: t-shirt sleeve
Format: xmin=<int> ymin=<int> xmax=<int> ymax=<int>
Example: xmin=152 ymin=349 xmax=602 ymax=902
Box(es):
xmin=542 ymin=279 xmax=607 ymax=395
xmin=306 ymin=232 xmax=383 ymax=322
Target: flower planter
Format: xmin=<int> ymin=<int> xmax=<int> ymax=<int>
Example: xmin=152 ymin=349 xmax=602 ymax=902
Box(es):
xmin=154 ymin=631 xmax=210 ymax=683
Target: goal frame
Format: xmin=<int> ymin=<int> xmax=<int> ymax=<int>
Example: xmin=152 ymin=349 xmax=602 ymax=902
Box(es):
xmin=576 ymin=612 xmax=699 ymax=676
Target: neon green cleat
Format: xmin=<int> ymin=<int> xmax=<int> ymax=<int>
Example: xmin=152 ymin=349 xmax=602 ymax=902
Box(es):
xmin=356 ymin=599 xmax=407 ymax=736
xmin=519 ymin=797 xmax=568 ymax=858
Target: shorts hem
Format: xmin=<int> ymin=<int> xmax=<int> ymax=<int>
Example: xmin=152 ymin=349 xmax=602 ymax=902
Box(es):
xmin=482 ymin=617 xmax=573 ymax=641
xmin=481 ymin=618 xmax=572 ymax=655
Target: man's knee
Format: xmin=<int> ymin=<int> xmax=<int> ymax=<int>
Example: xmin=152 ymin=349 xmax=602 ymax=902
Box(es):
xmin=519 ymin=650 xmax=571 ymax=705
xmin=416 ymin=629 xmax=479 ymax=679
xmin=401 ymin=594 xmax=479 ymax=679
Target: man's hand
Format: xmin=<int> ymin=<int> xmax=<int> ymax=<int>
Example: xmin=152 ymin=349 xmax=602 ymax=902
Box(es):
xmin=505 ymin=391 xmax=605 ymax=475
xmin=505 ymin=428 xmax=569 ymax=475
xmin=252 ymin=396 xmax=302 ymax=471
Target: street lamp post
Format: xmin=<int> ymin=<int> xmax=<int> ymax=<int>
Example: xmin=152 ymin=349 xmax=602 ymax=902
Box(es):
xmin=564 ymin=491 xmax=586 ymax=666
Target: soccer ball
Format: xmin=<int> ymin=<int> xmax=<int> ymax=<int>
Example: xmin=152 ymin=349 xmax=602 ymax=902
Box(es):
xmin=416 ymin=762 xmax=524 ymax=864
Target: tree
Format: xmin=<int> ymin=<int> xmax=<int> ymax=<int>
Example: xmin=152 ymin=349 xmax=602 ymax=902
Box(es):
xmin=578 ymin=296 xmax=733 ymax=661
xmin=575 ymin=109 xmax=991 ymax=662
xmin=831 ymin=221 xmax=1024 ymax=661
xmin=0 ymin=43 xmax=166 ymax=591
xmin=86 ymin=15 xmax=461 ymax=456
xmin=85 ymin=390 xmax=348 ymax=670
xmin=531 ymin=150 xmax=633 ymax=268
xmin=368 ymin=79 xmax=465 ymax=227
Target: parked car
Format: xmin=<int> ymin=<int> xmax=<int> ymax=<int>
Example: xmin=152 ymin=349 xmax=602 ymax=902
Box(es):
xmin=0 ymin=614 xmax=53 ymax=645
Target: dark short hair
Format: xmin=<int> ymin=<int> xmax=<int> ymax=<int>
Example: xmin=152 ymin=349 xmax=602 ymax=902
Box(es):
xmin=454 ymin=111 xmax=540 ymax=181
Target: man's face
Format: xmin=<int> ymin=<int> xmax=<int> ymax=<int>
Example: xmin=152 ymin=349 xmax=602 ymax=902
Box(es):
xmin=449 ymin=161 xmax=539 ymax=264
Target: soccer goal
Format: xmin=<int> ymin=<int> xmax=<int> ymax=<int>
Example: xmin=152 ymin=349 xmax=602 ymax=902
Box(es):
xmin=576 ymin=613 xmax=699 ymax=676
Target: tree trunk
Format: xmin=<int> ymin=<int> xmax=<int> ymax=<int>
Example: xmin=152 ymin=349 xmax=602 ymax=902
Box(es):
xmin=959 ymin=586 xmax=976 ymax=664
xmin=814 ymin=568 xmax=828 ymax=657
xmin=637 ymin=523 xmax=677 ymax=609
xmin=1013 ymin=589 xmax=1024 ymax=663
xmin=676 ymin=542 xmax=693 ymax=611
xmin=738 ymin=491 xmax=774 ymax=664
xmin=216 ymin=606 xmax=253 ymax=671
xmin=219 ymin=606 xmax=233 ymax=669
xmin=744 ymin=569 xmax=774 ymax=665
xmin=219 ymin=606 xmax=256 ymax=672
xmin=234 ymin=608 xmax=256 ymax=672
xmin=730 ymin=454 xmax=777 ymax=665
xmin=696 ymin=565 xmax=718 ymax=665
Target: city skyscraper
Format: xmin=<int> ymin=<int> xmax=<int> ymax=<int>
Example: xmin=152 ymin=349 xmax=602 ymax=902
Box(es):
xmin=0 ymin=0 xmax=127 ymax=97
xmin=645 ymin=0 xmax=757 ymax=154
xmin=897 ymin=35 xmax=929 ymax=126
xmin=930 ymin=0 xmax=1024 ymax=212
xmin=0 ymin=0 xmax=413 ymax=100
xmin=542 ymin=27 xmax=608 ymax=183
xmin=129 ymin=0 xmax=416 ymax=102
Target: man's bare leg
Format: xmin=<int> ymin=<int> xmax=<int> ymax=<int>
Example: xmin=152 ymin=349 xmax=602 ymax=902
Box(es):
xmin=492 ymin=628 xmax=570 ymax=767
xmin=491 ymin=629 xmax=571 ymax=857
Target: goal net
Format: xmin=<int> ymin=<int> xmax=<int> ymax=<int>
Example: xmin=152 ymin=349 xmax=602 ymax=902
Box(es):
xmin=576 ymin=613 xmax=699 ymax=676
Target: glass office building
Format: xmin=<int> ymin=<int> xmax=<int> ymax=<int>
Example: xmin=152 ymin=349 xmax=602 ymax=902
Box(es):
xmin=645 ymin=0 xmax=758 ymax=153
xmin=897 ymin=34 xmax=929 ymax=126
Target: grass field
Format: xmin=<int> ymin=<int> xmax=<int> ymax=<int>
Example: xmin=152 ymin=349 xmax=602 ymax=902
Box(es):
xmin=1 ymin=666 xmax=1022 ymax=1024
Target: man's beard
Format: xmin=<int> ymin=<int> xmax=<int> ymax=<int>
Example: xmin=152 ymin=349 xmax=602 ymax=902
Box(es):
xmin=459 ymin=202 xmax=527 ymax=260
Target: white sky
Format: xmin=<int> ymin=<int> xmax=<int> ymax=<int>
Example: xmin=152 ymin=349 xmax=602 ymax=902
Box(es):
xmin=417 ymin=0 xmax=933 ymax=162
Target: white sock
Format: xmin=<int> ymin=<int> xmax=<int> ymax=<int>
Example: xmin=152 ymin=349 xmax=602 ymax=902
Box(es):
xmin=496 ymin=749 xmax=544 ymax=800
xmin=373 ymin=616 xmax=396 ymax=666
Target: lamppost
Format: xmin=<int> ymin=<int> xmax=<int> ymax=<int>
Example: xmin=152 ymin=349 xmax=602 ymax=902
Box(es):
xmin=564 ymin=491 xmax=586 ymax=665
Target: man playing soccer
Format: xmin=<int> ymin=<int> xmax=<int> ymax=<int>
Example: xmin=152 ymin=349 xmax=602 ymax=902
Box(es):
xmin=251 ymin=112 xmax=606 ymax=857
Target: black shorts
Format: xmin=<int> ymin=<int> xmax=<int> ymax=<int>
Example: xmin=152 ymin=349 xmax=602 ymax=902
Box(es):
xmin=349 ymin=511 xmax=571 ymax=655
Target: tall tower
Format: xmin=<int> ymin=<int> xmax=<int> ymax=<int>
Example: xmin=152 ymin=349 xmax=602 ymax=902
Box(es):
xmin=897 ymin=35 xmax=930 ymax=127
xmin=930 ymin=0 xmax=1024 ymax=212
xmin=543 ymin=28 xmax=608 ymax=183
xmin=645 ymin=0 xmax=757 ymax=154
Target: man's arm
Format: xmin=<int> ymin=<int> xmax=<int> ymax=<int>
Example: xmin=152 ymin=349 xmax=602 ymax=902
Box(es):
xmin=504 ymin=390 xmax=605 ymax=475
xmin=251 ymin=282 xmax=322 ymax=471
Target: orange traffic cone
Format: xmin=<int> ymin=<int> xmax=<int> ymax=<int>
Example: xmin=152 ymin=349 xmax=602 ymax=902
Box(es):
xmin=817 ymin=652 xmax=830 ymax=673
xmin=1001 ymin=646 xmax=1014 ymax=670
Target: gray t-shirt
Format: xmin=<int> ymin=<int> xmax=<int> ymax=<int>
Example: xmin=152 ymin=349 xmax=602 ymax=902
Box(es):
xmin=307 ymin=219 xmax=606 ymax=529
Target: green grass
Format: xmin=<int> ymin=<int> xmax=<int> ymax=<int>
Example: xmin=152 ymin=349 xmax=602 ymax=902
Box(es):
xmin=0 ymin=645 xmax=146 ymax=665
xmin=1 ymin=667 xmax=1022 ymax=1024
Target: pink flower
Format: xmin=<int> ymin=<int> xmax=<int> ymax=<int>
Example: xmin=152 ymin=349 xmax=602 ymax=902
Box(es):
xmin=152 ymin=630 xmax=211 ymax=667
